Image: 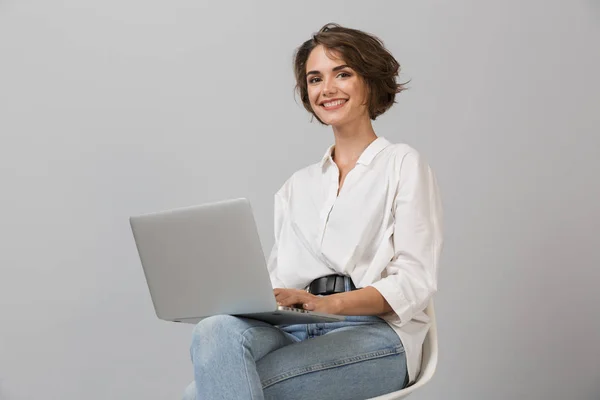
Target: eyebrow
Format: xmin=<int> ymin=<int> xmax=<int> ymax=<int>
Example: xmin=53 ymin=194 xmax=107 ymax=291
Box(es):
xmin=306 ymin=64 xmax=350 ymax=77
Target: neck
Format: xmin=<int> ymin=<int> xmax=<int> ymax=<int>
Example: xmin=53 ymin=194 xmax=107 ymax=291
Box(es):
xmin=331 ymin=116 xmax=378 ymax=167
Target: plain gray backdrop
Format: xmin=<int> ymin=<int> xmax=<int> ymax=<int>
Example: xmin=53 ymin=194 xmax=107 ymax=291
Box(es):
xmin=1 ymin=0 xmax=599 ymax=399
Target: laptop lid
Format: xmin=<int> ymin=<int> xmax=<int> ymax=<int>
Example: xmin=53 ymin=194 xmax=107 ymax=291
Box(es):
xmin=129 ymin=198 xmax=277 ymax=321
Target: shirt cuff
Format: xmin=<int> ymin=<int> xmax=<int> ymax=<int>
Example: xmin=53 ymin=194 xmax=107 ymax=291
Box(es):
xmin=368 ymin=278 xmax=413 ymax=324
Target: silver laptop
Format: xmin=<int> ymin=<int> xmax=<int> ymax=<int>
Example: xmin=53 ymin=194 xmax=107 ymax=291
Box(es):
xmin=129 ymin=198 xmax=345 ymax=325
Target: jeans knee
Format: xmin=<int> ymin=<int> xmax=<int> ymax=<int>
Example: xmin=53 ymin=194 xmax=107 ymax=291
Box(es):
xmin=191 ymin=314 xmax=249 ymax=356
xmin=181 ymin=381 xmax=196 ymax=400
xmin=190 ymin=315 xmax=245 ymax=364
xmin=192 ymin=315 xmax=241 ymax=344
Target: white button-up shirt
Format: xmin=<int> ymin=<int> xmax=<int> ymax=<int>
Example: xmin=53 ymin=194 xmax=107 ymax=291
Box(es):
xmin=266 ymin=136 xmax=443 ymax=383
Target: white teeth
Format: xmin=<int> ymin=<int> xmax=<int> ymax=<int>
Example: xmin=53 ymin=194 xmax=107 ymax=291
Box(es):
xmin=323 ymin=99 xmax=346 ymax=107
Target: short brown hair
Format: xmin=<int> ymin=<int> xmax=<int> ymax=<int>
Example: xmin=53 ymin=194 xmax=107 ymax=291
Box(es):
xmin=293 ymin=23 xmax=407 ymax=124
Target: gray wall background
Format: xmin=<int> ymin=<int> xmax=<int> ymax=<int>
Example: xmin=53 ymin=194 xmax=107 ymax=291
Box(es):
xmin=1 ymin=0 xmax=599 ymax=399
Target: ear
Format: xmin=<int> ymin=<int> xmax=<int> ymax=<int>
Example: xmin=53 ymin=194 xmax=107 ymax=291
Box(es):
xmin=361 ymin=78 xmax=372 ymax=108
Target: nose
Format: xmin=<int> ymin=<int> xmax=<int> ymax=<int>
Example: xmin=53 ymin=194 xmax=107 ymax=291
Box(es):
xmin=322 ymin=77 xmax=337 ymax=97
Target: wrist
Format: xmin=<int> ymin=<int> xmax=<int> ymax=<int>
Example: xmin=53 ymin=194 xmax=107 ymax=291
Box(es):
xmin=329 ymin=294 xmax=344 ymax=314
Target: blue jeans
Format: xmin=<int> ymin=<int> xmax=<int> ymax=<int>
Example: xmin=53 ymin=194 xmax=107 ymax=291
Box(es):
xmin=182 ymin=314 xmax=408 ymax=400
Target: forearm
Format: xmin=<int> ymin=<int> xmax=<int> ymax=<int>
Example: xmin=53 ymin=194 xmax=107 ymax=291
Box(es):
xmin=331 ymin=286 xmax=393 ymax=316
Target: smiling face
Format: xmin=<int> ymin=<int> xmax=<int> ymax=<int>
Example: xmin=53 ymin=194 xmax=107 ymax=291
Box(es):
xmin=305 ymin=45 xmax=371 ymax=127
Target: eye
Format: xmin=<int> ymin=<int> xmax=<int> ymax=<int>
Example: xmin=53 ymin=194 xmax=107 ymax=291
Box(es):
xmin=308 ymin=76 xmax=321 ymax=84
xmin=337 ymin=72 xmax=351 ymax=78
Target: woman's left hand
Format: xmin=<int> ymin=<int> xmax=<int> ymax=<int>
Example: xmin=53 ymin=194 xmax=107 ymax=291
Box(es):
xmin=273 ymin=288 xmax=341 ymax=314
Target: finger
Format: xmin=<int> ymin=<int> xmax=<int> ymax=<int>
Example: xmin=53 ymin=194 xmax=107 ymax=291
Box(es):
xmin=278 ymin=294 xmax=306 ymax=307
xmin=276 ymin=295 xmax=297 ymax=306
xmin=274 ymin=291 xmax=292 ymax=301
xmin=275 ymin=291 xmax=316 ymax=306
xmin=274 ymin=289 xmax=296 ymax=298
xmin=274 ymin=290 xmax=292 ymax=300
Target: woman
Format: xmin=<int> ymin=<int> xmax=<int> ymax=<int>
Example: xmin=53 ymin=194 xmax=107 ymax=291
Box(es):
xmin=183 ymin=23 xmax=443 ymax=400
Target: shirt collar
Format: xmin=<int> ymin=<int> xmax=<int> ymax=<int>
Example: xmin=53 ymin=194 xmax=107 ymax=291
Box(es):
xmin=319 ymin=136 xmax=391 ymax=169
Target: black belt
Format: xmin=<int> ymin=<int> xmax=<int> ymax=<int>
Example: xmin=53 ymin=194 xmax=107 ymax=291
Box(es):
xmin=308 ymin=274 xmax=357 ymax=295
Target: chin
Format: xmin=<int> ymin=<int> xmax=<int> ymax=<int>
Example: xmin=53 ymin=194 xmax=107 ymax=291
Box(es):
xmin=314 ymin=112 xmax=344 ymax=126
xmin=322 ymin=116 xmax=351 ymax=127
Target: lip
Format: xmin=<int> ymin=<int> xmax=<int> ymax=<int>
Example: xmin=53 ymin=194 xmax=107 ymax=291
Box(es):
xmin=320 ymin=98 xmax=348 ymax=111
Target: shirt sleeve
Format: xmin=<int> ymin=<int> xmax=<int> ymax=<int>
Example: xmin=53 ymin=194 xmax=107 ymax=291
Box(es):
xmin=266 ymin=191 xmax=287 ymax=289
xmin=368 ymin=150 xmax=443 ymax=324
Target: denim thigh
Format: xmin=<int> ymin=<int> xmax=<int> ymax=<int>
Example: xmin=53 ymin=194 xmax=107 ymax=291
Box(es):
xmin=258 ymin=316 xmax=408 ymax=400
